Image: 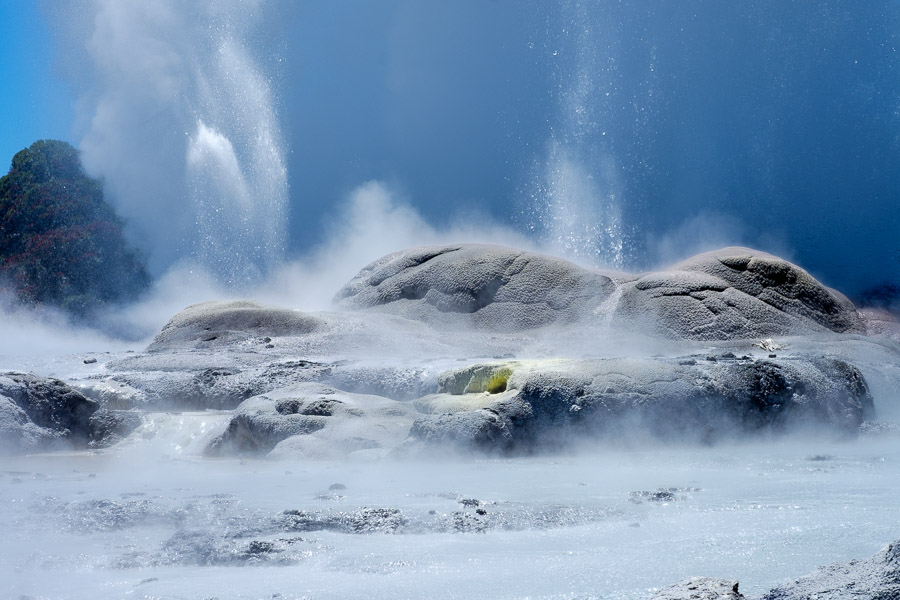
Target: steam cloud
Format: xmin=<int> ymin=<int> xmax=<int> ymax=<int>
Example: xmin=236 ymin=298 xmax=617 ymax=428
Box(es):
xmin=57 ymin=0 xmax=286 ymax=284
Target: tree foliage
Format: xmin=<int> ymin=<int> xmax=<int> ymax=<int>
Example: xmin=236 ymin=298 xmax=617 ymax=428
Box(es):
xmin=0 ymin=140 xmax=150 ymax=316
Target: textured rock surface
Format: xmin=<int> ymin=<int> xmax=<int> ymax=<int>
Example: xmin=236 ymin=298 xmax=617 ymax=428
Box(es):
xmin=206 ymin=383 xmax=417 ymax=459
xmin=335 ymin=244 xmax=617 ymax=330
xmin=658 ymin=541 xmax=900 ymax=600
xmin=0 ymin=372 xmax=136 ymax=452
xmin=407 ymin=355 xmax=874 ymax=453
xmin=618 ymin=247 xmax=864 ymax=340
xmin=761 ymin=541 xmax=900 ymax=600
xmin=337 ymin=244 xmax=864 ymax=340
xmin=78 ymin=359 xmax=334 ymax=410
xmin=147 ymin=300 xmax=329 ymax=352
xmin=652 ymin=577 xmax=745 ymax=600
xmin=20 ymin=244 xmax=898 ymax=458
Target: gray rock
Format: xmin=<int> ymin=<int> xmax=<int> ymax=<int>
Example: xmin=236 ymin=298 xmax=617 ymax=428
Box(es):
xmin=0 ymin=372 xmax=138 ymax=453
xmin=46 ymin=244 xmax=898 ymax=456
xmin=77 ymin=359 xmax=334 ymax=411
xmin=335 ymin=244 xmax=617 ymax=330
xmin=80 ymin=359 xmax=437 ymax=412
xmin=277 ymin=500 xmax=617 ymax=535
xmin=88 ymin=408 xmax=143 ymax=447
xmin=652 ymin=577 xmax=745 ymax=600
xmin=206 ymin=383 xmax=417 ymax=459
xmin=336 ymin=244 xmax=864 ymax=341
xmin=147 ymin=300 xmax=328 ymax=352
xmin=761 ymin=541 xmax=900 ymax=600
xmin=617 ymin=247 xmax=864 ymax=340
xmin=406 ymin=355 xmax=874 ymax=453
xmin=280 ymin=507 xmax=409 ymax=534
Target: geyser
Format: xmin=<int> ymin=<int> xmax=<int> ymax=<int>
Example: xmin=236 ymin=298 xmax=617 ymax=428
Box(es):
xmin=528 ymin=1 xmax=630 ymax=270
xmin=72 ymin=0 xmax=287 ymax=285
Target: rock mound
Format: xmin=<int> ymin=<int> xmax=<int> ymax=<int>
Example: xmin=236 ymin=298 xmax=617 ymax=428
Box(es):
xmin=618 ymin=247 xmax=864 ymax=339
xmin=652 ymin=577 xmax=745 ymax=600
xmin=336 ymin=244 xmax=864 ymax=340
xmin=761 ymin=541 xmax=900 ymax=600
xmin=147 ymin=300 xmax=328 ymax=352
xmin=407 ymin=355 xmax=874 ymax=453
xmin=206 ymin=383 xmax=416 ymax=459
xmin=660 ymin=540 xmax=900 ymax=600
xmin=335 ymin=244 xmax=616 ymax=330
xmin=0 ymin=372 xmax=137 ymax=453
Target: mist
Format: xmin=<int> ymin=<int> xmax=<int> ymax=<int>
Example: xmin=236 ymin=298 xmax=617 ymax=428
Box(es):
xmin=3 ymin=3 xmax=900 ymax=599
xmin=40 ymin=1 xmax=900 ymax=298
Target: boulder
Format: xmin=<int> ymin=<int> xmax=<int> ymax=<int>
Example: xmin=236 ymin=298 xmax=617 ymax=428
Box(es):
xmin=335 ymin=244 xmax=616 ymax=330
xmin=617 ymin=247 xmax=864 ymax=340
xmin=336 ymin=244 xmax=864 ymax=341
xmin=761 ymin=541 xmax=900 ymax=600
xmin=0 ymin=372 xmax=137 ymax=453
xmin=406 ymin=355 xmax=874 ymax=453
xmin=652 ymin=577 xmax=745 ymax=600
xmin=206 ymin=382 xmax=417 ymax=459
xmin=78 ymin=359 xmax=334 ymax=411
xmin=147 ymin=300 xmax=328 ymax=352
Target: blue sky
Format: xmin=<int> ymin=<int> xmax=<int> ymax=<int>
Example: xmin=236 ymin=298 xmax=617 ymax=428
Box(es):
xmin=2 ymin=2 xmax=899 ymax=297
xmin=0 ymin=2 xmax=74 ymax=166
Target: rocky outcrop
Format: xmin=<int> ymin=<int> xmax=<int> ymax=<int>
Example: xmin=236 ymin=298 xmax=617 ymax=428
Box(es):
xmin=147 ymin=300 xmax=329 ymax=352
xmin=78 ymin=359 xmax=334 ymax=411
xmin=206 ymin=383 xmax=417 ymax=459
xmin=617 ymin=247 xmax=864 ymax=340
xmin=335 ymin=244 xmax=617 ymax=330
xmin=761 ymin=541 xmax=900 ymax=600
xmin=0 ymin=372 xmax=137 ymax=453
xmin=13 ymin=244 xmax=892 ymax=457
xmin=659 ymin=541 xmax=900 ymax=600
xmin=652 ymin=578 xmax=745 ymax=600
xmin=407 ymin=355 xmax=874 ymax=453
xmin=336 ymin=244 xmax=864 ymax=340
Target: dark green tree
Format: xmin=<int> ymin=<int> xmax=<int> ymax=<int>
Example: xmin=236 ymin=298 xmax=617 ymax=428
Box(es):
xmin=0 ymin=140 xmax=150 ymax=316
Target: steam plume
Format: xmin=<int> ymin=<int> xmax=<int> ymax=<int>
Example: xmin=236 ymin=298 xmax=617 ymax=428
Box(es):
xmin=62 ymin=0 xmax=287 ymax=285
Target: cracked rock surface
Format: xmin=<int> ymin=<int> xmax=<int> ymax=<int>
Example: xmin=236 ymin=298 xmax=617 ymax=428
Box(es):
xmin=660 ymin=540 xmax=900 ymax=600
xmin=336 ymin=244 xmax=865 ymax=340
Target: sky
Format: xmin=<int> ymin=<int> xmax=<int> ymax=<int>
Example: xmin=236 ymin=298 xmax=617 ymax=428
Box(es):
xmin=0 ymin=2 xmax=74 ymax=165
xmin=2 ymin=1 xmax=899 ymax=298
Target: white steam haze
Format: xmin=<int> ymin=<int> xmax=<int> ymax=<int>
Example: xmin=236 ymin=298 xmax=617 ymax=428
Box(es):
xmin=35 ymin=0 xmax=768 ymax=341
xmin=67 ymin=0 xmax=286 ymax=285
xmin=0 ymin=179 xmax=536 ymax=354
xmin=5 ymin=4 xmax=900 ymax=599
xmin=32 ymin=0 xmax=540 ymax=342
